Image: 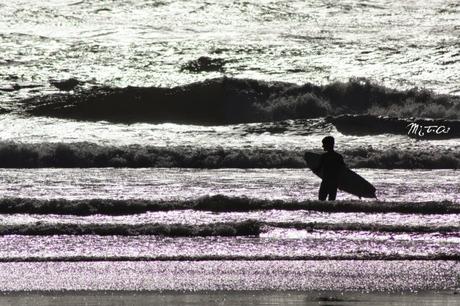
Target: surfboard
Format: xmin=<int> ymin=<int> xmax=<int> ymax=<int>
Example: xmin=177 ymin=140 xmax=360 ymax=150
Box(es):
xmin=304 ymin=151 xmax=376 ymax=198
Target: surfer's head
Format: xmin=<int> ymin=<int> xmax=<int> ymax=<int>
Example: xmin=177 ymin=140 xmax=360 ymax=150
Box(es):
xmin=322 ymin=136 xmax=335 ymax=152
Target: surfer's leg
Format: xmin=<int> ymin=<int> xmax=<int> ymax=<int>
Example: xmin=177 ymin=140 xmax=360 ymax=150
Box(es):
xmin=328 ymin=186 xmax=337 ymax=201
xmin=324 ymin=180 xmax=338 ymax=201
xmin=318 ymin=181 xmax=327 ymax=200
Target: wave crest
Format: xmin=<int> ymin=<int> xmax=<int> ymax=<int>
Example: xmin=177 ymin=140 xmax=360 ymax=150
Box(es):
xmin=0 ymin=220 xmax=456 ymax=236
xmin=0 ymin=220 xmax=260 ymax=237
xmin=24 ymin=77 xmax=460 ymax=123
xmin=1 ymin=254 xmax=459 ymax=262
xmin=266 ymin=222 xmax=460 ymax=234
xmin=0 ymin=142 xmax=458 ymax=169
xmin=1 ymin=196 xmax=458 ymax=215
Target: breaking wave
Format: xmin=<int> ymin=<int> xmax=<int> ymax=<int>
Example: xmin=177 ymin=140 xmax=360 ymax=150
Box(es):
xmin=23 ymin=77 xmax=460 ymax=123
xmin=1 ymin=254 xmax=459 ymax=262
xmin=1 ymin=195 xmax=458 ymax=215
xmin=0 ymin=220 xmax=457 ymax=236
xmin=265 ymin=222 xmax=460 ymax=234
xmin=0 ymin=220 xmax=260 ymax=237
xmin=0 ymin=142 xmax=459 ymax=169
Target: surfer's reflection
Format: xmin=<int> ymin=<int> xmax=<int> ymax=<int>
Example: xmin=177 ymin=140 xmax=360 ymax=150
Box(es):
xmin=315 ymin=136 xmax=345 ymax=201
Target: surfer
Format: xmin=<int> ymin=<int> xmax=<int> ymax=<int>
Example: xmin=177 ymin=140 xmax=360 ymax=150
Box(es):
xmin=315 ymin=136 xmax=345 ymax=201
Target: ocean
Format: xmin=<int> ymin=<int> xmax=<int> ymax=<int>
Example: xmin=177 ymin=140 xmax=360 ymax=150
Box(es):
xmin=0 ymin=0 xmax=459 ymax=298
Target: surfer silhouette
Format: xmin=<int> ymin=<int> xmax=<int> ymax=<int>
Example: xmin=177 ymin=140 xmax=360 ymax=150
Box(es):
xmin=314 ymin=136 xmax=345 ymax=201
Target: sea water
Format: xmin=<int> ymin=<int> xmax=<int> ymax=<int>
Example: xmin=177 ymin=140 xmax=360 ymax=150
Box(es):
xmin=0 ymin=0 xmax=459 ymax=293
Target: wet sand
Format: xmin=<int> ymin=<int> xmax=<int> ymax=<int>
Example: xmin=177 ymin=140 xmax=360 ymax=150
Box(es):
xmin=0 ymin=260 xmax=459 ymax=305
xmin=1 ymin=291 xmax=460 ymax=306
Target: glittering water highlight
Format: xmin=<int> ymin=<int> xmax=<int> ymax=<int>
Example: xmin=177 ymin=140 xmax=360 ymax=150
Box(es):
xmin=0 ymin=0 xmax=459 ymax=294
xmin=1 ymin=0 xmax=459 ymax=105
xmin=0 ymin=168 xmax=458 ymax=202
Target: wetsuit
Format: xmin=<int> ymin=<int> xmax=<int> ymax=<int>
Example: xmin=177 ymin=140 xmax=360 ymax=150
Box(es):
xmin=317 ymin=151 xmax=344 ymax=201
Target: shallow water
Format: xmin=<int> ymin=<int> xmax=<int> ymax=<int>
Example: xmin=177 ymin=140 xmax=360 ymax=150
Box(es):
xmin=3 ymin=210 xmax=458 ymax=228
xmin=0 ymin=261 xmax=457 ymax=291
xmin=0 ymin=168 xmax=458 ymax=202
xmin=0 ymin=231 xmax=458 ymax=261
xmin=0 ymin=168 xmax=457 ymax=262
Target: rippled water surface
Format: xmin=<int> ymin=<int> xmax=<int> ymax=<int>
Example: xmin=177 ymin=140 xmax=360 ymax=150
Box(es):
xmin=0 ymin=167 xmax=457 ymax=262
xmin=0 ymin=233 xmax=458 ymax=261
xmin=0 ymin=261 xmax=458 ymax=291
xmin=0 ymin=115 xmax=459 ymax=151
xmin=0 ymin=168 xmax=458 ymax=202
xmin=0 ymin=0 xmax=459 ymax=292
xmin=1 ymin=0 xmax=459 ymax=107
